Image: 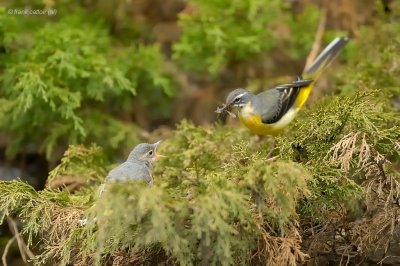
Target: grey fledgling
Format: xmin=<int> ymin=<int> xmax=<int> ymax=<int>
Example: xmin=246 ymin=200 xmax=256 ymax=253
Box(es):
xmin=97 ymin=141 xmax=161 ymax=196
xmin=80 ymin=141 xmax=162 ymax=226
xmin=105 ymin=141 xmax=161 ymax=185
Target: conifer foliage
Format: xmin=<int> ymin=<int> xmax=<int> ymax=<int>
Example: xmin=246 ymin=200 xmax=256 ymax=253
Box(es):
xmin=0 ymin=9 xmax=173 ymax=159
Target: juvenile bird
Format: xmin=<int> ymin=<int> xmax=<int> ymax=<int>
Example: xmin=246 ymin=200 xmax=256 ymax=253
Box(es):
xmin=216 ymin=37 xmax=349 ymax=135
xmin=79 ymin=141 xmax=162 ymax=225
xmin=105 ymin=141 xmax=161 ymax=185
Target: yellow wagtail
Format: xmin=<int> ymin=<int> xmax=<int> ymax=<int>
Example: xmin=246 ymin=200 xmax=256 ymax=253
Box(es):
xmin=216 ymin=37 xmax=349 ymax=135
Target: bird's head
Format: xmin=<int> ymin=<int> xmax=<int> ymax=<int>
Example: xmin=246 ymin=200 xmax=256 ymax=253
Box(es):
xmin=226 ymin=88 xmax=253 ymax=108
xmin=127 ymin=141 xmax=162 ymax=163
xmin=215 ymin=88 xmax=253 ymax=117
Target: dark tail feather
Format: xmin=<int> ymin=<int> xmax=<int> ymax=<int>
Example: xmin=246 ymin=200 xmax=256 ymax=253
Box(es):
xmin=303 ymin=37 xmax=349 ymax=79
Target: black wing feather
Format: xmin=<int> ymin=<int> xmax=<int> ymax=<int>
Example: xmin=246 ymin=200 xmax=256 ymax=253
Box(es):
xmin=262 ymin=79 xmax=313 ymax=124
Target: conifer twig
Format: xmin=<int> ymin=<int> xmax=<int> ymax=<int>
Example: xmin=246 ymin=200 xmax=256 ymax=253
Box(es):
xmin=304 ymin=9 xmax=327 ymax=71
xmin=6 ymin=217 xmax=34 ymax=263
xmin=1 ymin=236 xmax=16 ymax=266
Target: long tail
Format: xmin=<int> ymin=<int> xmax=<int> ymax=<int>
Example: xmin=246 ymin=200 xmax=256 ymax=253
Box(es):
xmin=303 ymin=37 xmax=349 ymax=80
xmin=295 ymin=37 xmax=349 ymax=109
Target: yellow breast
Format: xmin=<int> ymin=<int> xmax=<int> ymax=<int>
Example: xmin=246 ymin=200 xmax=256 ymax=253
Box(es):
xmin=238 ymin=103 xmax=299 ymax=136
xmin=238 ymin=113 xmax=283 ymax=136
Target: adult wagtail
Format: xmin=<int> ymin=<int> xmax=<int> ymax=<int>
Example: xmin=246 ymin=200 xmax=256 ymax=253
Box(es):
xmin=216 ymin=37 xmax=349 ymax=135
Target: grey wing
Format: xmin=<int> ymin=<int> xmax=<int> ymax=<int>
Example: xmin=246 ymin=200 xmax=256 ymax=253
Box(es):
xmin=105 ymin=161 xmax=152 ymax=184
xmin=256 ymin=79 xmax=313 ymax=124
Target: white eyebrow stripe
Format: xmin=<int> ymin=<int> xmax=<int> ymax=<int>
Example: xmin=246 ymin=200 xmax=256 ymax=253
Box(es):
xmin=235 ymin=92 xmax=248 ymax=99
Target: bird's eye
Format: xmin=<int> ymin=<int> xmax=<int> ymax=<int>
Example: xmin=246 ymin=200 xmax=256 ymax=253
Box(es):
xmin=234 ymin=97 xmax=240 ymax=103
xmin=149 ymin=150 xmax=153 ymax=156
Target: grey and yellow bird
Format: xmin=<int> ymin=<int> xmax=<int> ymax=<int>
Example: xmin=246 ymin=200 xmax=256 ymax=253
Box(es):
xmin=216 ymin=37 xmax=349 ymax=135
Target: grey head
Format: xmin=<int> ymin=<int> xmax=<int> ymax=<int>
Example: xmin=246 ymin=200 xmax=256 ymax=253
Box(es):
xmin=225 ymin=88 xmax=254 ymax=108
xmin=215 ymin=88 xmax=254 ymax=115
xmin=127 ymin=141 xmax=161 ymax=164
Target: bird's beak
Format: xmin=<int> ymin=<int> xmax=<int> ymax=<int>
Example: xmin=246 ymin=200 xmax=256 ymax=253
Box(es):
xmin=153 ymin=140 xmax=162 ymax=147
xmin=152 ymin=140 xmax=164 ymax=161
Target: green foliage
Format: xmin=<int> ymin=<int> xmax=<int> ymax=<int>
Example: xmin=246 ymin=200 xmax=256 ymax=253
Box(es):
xmin=285 ymin=5 xmax=321 ymax=60
xmin=0 ymin=179 xmax=82 ymax=248
xmin=158 ymin=122 xmax=310 ymax=231
xmin=121 ymin=44 xmax=176 ymax=117
xmin=173 ymin=0 xmax=283 ymax=74
xmin=0 ymin=123 xmax=311 ymax=265
xmin=0 ymin=14 xmax=135 ymax=158
xmin=173 ymin=1 xmax=325 ymax=75
xmin=0 ymin=8 xmax=177 ymax=159
xmin=87 ymin=123 xmax=309 ymax=265
xmin=47 ymin=144 xmax=107 ymax=185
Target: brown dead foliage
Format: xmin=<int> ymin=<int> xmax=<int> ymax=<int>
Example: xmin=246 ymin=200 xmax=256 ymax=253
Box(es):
xmin=36 ymin=204 xmax=85 ymax=264
xmin=327 ymin=132 xmax=371 ymax=173
xmin=304 ymin=140 xmax=400 ymax=265
xmin=252 ymin=213 xmax=308 ymax=266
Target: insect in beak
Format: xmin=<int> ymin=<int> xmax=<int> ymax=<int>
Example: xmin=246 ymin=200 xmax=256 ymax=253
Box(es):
xmin=215 ymin=104 xmax=237 ymax=118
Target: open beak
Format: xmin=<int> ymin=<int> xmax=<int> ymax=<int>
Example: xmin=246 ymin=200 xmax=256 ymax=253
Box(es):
xmin=152 ymin=140 xmax=164 ymax=161
xmin=153 ymin=140 xmax=162 ymax=147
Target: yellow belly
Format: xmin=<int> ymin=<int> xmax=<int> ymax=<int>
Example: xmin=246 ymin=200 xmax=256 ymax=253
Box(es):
xmin=238 ymin=114 xmax=282 ymax=136
xmin=238 ymin=108 xmax=299 ymax=136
